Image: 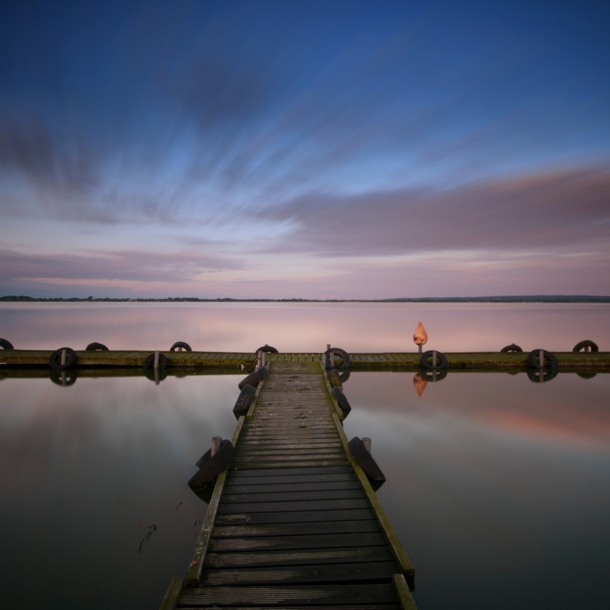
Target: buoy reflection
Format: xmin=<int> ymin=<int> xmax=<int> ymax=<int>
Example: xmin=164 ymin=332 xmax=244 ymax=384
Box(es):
xmin=413 ymin=373 xmax=427 ymax=396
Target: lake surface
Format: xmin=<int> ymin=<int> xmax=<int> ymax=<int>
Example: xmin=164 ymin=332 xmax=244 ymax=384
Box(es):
xmin=0 ymin=303 xmax=609 ymax=609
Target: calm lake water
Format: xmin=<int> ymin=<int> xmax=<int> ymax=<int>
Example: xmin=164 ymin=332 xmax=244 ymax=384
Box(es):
xmin=0 ymin=303 xmax=609 ymax=609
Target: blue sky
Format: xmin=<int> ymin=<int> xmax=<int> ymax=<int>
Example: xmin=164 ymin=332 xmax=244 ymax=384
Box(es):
xmin=1 ymin=0 xmax=609 ymax=297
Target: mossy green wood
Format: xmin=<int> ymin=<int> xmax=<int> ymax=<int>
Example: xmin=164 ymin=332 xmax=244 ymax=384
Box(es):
xmin=332 ymin=411 xmax=415 ymax=577
xmin=186 ymin=416 xmax=245 ymax=587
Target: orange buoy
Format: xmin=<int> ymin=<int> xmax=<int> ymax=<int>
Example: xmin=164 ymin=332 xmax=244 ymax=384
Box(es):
xmin=413 ymin=322 xmax=428 ymax=346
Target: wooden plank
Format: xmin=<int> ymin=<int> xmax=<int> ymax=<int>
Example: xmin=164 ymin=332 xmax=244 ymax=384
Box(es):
xmin=226 ymin=466 xmax=352 ymax=478
xmin=211 ymin=519 xmax=381 ymax=539
xmin=179 ymin=583 xmax=398 ymax=605
xmin=221 ymin=489 xmax=366 ymax=503
xmin=393 ymin=573 xmax=418 ymax=610
xmin=158 ymin=576 xmax=184 ymax=610
xmin=209 ymin=531 xmax=386 ymax=552
xmin=246 ymin=379 xmax=265 ymax=420
xmin=239 ymin=441 xmax=340 ymax=449
xmin=186 ymin=416 xmax=246 ymax=587
xmin=200 ymin=561 xmax=398 ymax=586
xmin=204 ymin=546 xmax=394 ymax=569
xmin=225 ymin=472 xmax=356 ymax=486
xmin=223 ymin=481 xmax=362 ymax=493
xmin=236 ymin=447 xmax=342 ymax=455
xmin=230 ymin=460 xmax=349 ymax=469
xmin=215 ymin=508 xmax=374 ymax=525
xmin=217 ymin=498 xmax=370 ymax=514
xmin=235 ymin=443 xmax=345 ymax=460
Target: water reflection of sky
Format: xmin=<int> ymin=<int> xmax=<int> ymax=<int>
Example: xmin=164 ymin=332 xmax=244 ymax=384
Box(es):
xmin=1 ymin=303 xmax=609 ymax=608
xmin=1 ymin=301 xmax=609 ymax=352
xmin=345 ymin=372 xmax=610 ymax=609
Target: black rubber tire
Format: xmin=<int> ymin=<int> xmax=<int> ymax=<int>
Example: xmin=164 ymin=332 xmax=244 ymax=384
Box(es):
xmin=324 ymin=347 xmax=350 ymax=369
xmin=572 ymin=340 xmax=599 ymax=353
xmin=327 ymin=368 xmax=343 ymax=389
xmin=577 ymin=371 xmax=597 ymax=379
xmin=420 ymin=350 xmax=448 ymax=370
xmin=49 ymin=369 xmax=78 ymax=386
xmin=348 ymin=437 xmax=386 ymax=482
xmin=526 ymin=367 xmax=559 ymax=383
xmin=144 ymin=367 xmax=168 ymax=382
xmin=170 ymin=341 xmax=192 ymax=352
xmin=337 ymin=368 xmax=351 ymax=384
xmin=500 ymin=344 xmax=522 ymax=353
xmin=233 ymin=384 xmax=257 ymax=414
xmin=189 ymin=440 xmax=234 ymax=487
xmin=526 ymin=349 xmax=558 ymax=371
xmin=418 ymin=368 xmax=448 ymax=382
xmin=86 ymin=342 xmax=109 ymax=351
xmin=49 ymin=347 xmax=78 ymax=370
xmin=0 ymin=338 xmax=14 ymax=350
xmin=331 ymin=386 xmax=351 ymax=415
xmin=255 ymin=345 xmax=279 ymax=354
xmin=142 ymin=352 xmax=168 ymax=370
xmin=238 ymin=366 xmax=269 ymax=389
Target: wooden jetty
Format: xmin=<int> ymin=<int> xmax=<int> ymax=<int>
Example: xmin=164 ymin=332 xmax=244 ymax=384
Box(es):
xmin=160 ymin=358 xmax=417 ymax=609
xmin=1 ymin=349 xmax=608 ymax=371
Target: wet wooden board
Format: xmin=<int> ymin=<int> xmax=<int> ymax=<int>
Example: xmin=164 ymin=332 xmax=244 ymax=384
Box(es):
xmin=208 ymin=531 xmax=386 ymax=552
xmin=200 ymin=560 xmax=397 ymax=586
xmin=211 ymin=520 xmax=382 ymax=539
xmin=179 ymin=583 xmax=399 ymax=604
xmin=162 ymin=360 xmax=416 ymax=609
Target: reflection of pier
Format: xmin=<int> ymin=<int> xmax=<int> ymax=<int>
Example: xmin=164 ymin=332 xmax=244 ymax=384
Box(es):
xmin=161 ymin=358 xmax=417 ymax=609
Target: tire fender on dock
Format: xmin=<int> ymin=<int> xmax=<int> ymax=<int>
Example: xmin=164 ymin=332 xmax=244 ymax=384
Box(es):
xmin=170 ymin=341 xmax=192 ymax=352
xmin=189 ymin=440 xmax=234 ymax=487
xmin=86 ymin=342 xmax=109 ymax=351
xmin=324 ymin=347 xmax=350 ymax=369
xmin=420 ymin=350 xmax=448 ymax=370
xmin=238 ymin=366 xmax=269 ymax=389
xmin=572 ymin=340 xmax=598 ymax=353
xmin=0 ymin=338 xmax=14 ymax=350
xmin=331 ymin=386 xmax=351 ymax=415
xmin=500 ymin=344 xmax=522 ymax=353
xmin=49 ymin=347 xmax=78 ymax=370
xmin=233 ymin=384 xmax=257 ymax=414
xmin=348 ymin=436 xmax=386 ymax=482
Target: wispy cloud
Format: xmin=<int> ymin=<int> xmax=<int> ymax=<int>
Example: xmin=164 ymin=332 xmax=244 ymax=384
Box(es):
xmin=259 ymin=167 xmax=610 ymax=256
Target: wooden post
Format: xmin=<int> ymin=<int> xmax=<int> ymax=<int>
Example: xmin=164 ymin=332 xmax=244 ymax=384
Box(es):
xmin=327 ymin=344 xmax=335 ymax=368
xmin=321 ymin=352 xmax=326 ymax=368
xmin=261 ymin=351 xmax=266 ymax=368
xmin=61 ymin=349 xmax=67 ymax=367
xmin=61 ymin=371 xmax=66 ymax=386
xmin=539 ymin=349 xmax=544 ymax=368
xmin=418 ymin=344 xmax=422 ymax=354
xmin=432 ymin=351 xmax=437 ymax=368
xmin=154 ymin=350 xmax=160 ymax=369
xmin=362 ymin=437 xmax=372 ymax=454
xmin=211 ymin=436 xmax=222 ymax=456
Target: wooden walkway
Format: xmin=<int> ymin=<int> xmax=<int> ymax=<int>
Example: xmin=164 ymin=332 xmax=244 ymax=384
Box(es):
xmin=161 ymin=359 xmax=416 ymax=609
xmin=1 ymin=349 xmax=608 ymax=370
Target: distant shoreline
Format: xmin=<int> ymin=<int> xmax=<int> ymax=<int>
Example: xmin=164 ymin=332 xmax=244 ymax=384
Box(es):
xmin=1 ymin=296 xmax=609 ymax=303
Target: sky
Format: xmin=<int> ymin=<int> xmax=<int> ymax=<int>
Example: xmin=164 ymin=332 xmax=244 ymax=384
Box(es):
xmin=0 ymin=0 xmax=609 ymax=298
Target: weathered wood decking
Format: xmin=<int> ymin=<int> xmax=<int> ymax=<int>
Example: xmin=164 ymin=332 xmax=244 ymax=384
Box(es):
xmin=1 ymin=349 xmax=608 ymax=370
xmin=160 ymin=359 xmax=417 ymax=609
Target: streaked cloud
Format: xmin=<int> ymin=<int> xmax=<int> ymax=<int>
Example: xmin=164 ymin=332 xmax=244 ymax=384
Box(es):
xmin=0 ymin=1 xmax=608 ymax=297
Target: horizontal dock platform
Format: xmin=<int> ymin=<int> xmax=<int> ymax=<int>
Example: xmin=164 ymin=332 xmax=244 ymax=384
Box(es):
xmin=1 ymin=349 xmax=608 ymax=370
